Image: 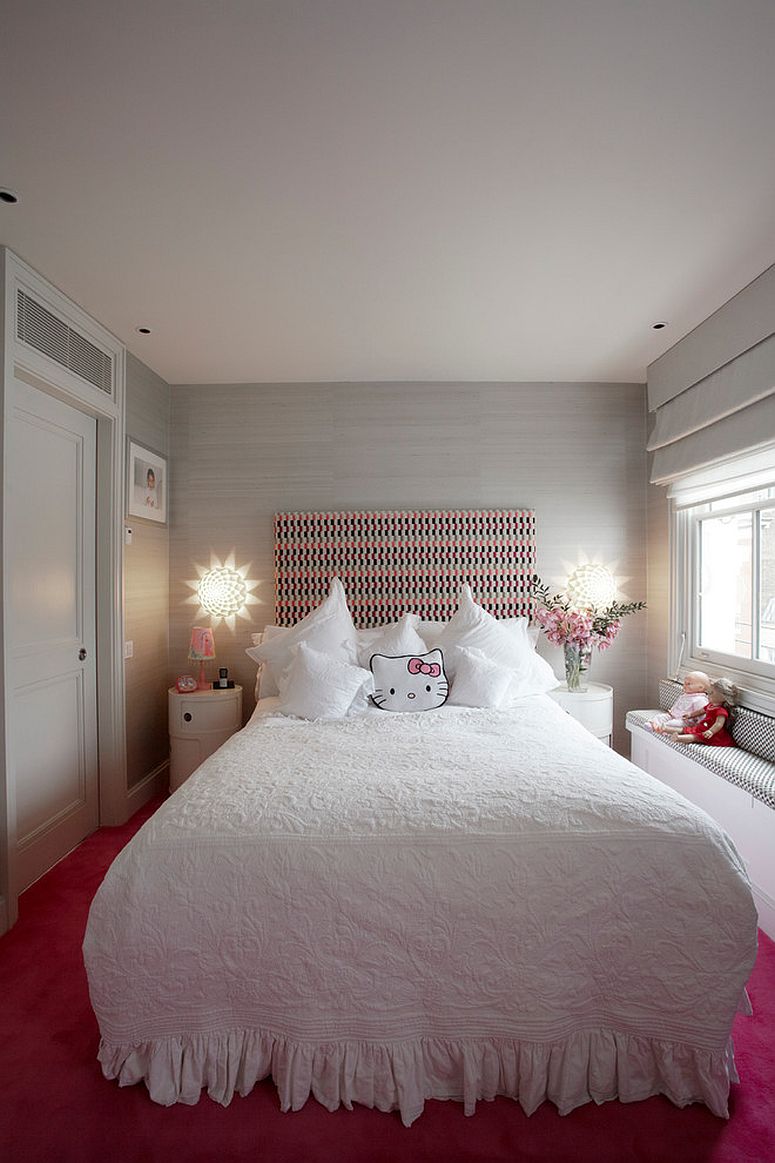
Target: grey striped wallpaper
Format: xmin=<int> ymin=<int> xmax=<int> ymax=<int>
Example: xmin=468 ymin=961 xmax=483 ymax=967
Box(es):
xmin=169 ymin=381 xmax=649 ymax=753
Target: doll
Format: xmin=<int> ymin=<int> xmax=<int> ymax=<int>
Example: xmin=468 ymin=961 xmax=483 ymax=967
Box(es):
xmin=673 ymin=677 xmax=737 ymax=747
xmin=645 ymin=671 xmax=710 ymax=734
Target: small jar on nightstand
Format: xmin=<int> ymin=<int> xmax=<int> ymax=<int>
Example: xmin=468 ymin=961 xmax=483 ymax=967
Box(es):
xmin=168 ymin=684 xmax=243 ymax=791
xmin=548 ymin=682 xmax=613 ymax=746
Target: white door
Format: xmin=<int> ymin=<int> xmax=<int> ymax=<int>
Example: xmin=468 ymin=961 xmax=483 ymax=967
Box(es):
xmin=6 ymin=378 xmax=99 ymax=892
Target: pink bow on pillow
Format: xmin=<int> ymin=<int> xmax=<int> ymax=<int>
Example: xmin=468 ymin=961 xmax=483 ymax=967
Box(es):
xmin=407 ymin=656 xmax=441 ymax=677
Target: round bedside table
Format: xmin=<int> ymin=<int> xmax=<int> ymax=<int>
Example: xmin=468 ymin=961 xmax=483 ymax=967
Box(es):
xmin=548 ymin=682 xmax=613 ymax=746
xmin=168 ymin=684 xmax=243 ymax=791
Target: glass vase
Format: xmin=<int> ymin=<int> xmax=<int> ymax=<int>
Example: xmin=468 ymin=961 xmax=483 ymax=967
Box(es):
xmin=564 ymin=642 xmax=592 ymax=692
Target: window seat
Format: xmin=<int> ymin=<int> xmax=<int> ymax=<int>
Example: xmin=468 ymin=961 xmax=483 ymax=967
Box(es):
xmin=625 ymin=711 xmax=775 ymax=812
xmin=627 ymin=680 xmax=774 ymax=940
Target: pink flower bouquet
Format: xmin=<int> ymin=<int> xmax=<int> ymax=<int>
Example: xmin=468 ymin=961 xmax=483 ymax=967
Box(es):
xmin=530 ymin=575 xmax=645 ymax=690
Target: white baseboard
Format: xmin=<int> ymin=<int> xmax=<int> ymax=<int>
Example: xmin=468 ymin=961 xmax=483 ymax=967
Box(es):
xmin=752 ymin=884 xmax=775 ymax=944
xmin=126 ymin=760 xmax=169 ymax=817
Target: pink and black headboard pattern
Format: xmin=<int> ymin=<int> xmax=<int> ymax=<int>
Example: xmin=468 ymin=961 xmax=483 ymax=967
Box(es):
xmin=274 ymin=509 xmax=536 ymax=628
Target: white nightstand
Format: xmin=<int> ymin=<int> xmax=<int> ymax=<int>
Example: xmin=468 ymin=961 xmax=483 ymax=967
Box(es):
xmin=168 ymin=685 xmax=243 ymax=791
xmin=548 ymin=682 xmax=613 ymax=745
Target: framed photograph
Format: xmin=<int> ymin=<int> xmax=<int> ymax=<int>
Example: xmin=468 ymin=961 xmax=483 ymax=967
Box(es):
xmin=127 ymin=440 xmax=168 ymax=524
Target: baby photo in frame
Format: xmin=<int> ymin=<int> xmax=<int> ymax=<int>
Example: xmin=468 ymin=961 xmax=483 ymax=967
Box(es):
xmin=127 ymin=440 xmax=167 ymax=524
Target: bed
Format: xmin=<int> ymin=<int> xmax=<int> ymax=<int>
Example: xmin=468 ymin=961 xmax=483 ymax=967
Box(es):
xmin=83 ymin=510 xmax=758 ymax=1124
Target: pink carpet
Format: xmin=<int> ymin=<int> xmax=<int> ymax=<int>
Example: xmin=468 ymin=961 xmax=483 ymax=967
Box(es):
xmin=1 ymin=797 xmax=773 ymax=1163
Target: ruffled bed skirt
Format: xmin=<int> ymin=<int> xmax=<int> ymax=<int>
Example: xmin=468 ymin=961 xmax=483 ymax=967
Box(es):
xmin=98 ymin=1028 xmax=740 ymax=1125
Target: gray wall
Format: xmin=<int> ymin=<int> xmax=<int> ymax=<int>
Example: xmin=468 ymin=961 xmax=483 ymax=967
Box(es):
xmin=170 ymin=381 xmax=649 ymax=753
xmin=124 ymin=353 xmax=171 ymax=791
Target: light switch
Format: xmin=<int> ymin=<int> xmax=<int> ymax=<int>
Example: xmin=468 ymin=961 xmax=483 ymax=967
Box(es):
xmin=124 ymin=640 xmax=134 ymax=659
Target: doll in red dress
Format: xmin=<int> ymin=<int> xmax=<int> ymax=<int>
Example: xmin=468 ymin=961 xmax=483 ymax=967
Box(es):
xmin=673 ymin=678 xmax=737 ymax=747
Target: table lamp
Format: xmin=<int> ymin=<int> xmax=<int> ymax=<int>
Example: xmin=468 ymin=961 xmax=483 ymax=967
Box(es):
xmin=188 ymin=626 xmax=215 ymax=690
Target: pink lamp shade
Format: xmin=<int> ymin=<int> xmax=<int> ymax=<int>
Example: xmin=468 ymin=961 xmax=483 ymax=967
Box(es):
xmin=188 ymin=627 xmax=215 ymax=689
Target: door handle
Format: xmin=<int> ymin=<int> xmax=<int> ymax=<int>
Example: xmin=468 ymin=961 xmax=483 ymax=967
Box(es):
xmin=79 ymin=647 xmax=87 ymax=660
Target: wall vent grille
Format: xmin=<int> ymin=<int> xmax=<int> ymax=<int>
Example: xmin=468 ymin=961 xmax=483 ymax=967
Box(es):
xmin=16 ymin=288 xmax=113 ymax=395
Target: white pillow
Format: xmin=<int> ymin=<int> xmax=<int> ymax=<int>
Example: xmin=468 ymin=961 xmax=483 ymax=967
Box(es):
xmin=429 ymin=587 xmax=556 ymax=696
xmin=356 ymin=613 xmax=427 ymax=668
xmin=256 ymin=625 xmax=288 ymax=644
xmin=370 ymin=649 xmax=448 ymax=712
xmin=500 ymin=615 xmax=537 ymax=645
xmin=429 ymin=586 xmax=534 ymax=678
xmin=277 ymin=642 xmax=371 ymax=721
xmin=419 ymin=615 xmax=539 ymax=648
xmin=246 ymin=625 xmax=289 ymax=698
xmin=447 ymin=646 xmax=514 ymax=708
xmin=495 ymin=616 xmax=558 ymax=696
xmin=504 ymin=648 xmax=559 ymax=699
xmin=417 ymin=618 xmax=447 ymax=641
xmin=248 ymin=578 xmax=358 ymax=692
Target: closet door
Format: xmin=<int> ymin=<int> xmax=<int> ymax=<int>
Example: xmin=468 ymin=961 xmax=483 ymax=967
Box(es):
xmin=6 ymin=378 xmax=99 ymax=892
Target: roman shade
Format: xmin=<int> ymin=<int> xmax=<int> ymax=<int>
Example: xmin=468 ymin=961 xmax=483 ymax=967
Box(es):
xmin=647 ymin=265 xmax=775 ymax=485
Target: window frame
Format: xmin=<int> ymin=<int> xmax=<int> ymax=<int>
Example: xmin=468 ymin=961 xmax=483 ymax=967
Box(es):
xmin=670 ymin=477 xmax=775 ymax=713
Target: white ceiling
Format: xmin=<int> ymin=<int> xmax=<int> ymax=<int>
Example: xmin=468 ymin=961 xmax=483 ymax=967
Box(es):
xmin=2 ymin=0 xmax=774 ymax=386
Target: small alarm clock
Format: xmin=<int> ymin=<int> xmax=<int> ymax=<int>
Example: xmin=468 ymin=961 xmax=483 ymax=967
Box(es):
xmin=175 ymin=674 xmax=198 ymax=693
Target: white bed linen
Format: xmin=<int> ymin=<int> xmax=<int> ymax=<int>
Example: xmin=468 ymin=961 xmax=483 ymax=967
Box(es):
xmin=83 ymin=697 xmax=757 ymax=1125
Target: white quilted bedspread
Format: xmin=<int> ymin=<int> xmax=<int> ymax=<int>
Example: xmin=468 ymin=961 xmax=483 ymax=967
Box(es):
xmin=83 ymin=697 xmax=758 ymax=1124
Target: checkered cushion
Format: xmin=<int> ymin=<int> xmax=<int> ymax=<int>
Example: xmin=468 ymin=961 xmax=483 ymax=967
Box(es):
xmin=733 ymin=707 xmax=775 ymax=762
xmin=627 ymin=705 xmax=775 ymax=810
xmin=658 ymin=678 xmax=683 ymax=712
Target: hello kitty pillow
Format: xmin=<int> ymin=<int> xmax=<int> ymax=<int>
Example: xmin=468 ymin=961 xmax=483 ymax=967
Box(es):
xmin=370 ymin=650 xmax=449 ymax=712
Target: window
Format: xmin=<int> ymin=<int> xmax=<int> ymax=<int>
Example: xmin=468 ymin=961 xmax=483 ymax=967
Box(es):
xmin=696 ymin=489 xmax=775 ymax=665
xmin=671 ymin=459 xmax=775 ymax=709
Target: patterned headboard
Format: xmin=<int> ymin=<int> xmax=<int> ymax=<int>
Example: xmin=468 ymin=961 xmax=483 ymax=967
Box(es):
xmin=274 ymin=508 xmax=536 ymax=628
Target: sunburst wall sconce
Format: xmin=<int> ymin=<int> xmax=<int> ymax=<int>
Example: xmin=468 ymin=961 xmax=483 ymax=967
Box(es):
xmin=184 ymin=554 xmax=261 ymax=629
xmin=566 ymin=563 xmax=618 ymax=609
xmin=199 ymin=566 xmax=248 ymax=618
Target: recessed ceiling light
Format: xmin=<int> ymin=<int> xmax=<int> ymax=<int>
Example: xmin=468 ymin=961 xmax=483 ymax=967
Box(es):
xmin=136 ymin=326 xmax=152 ymax=335
xmin=0 ymin=188 xmax=20 ymax=204
xmin=652 ymin=321 xmax=668 ymax=330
